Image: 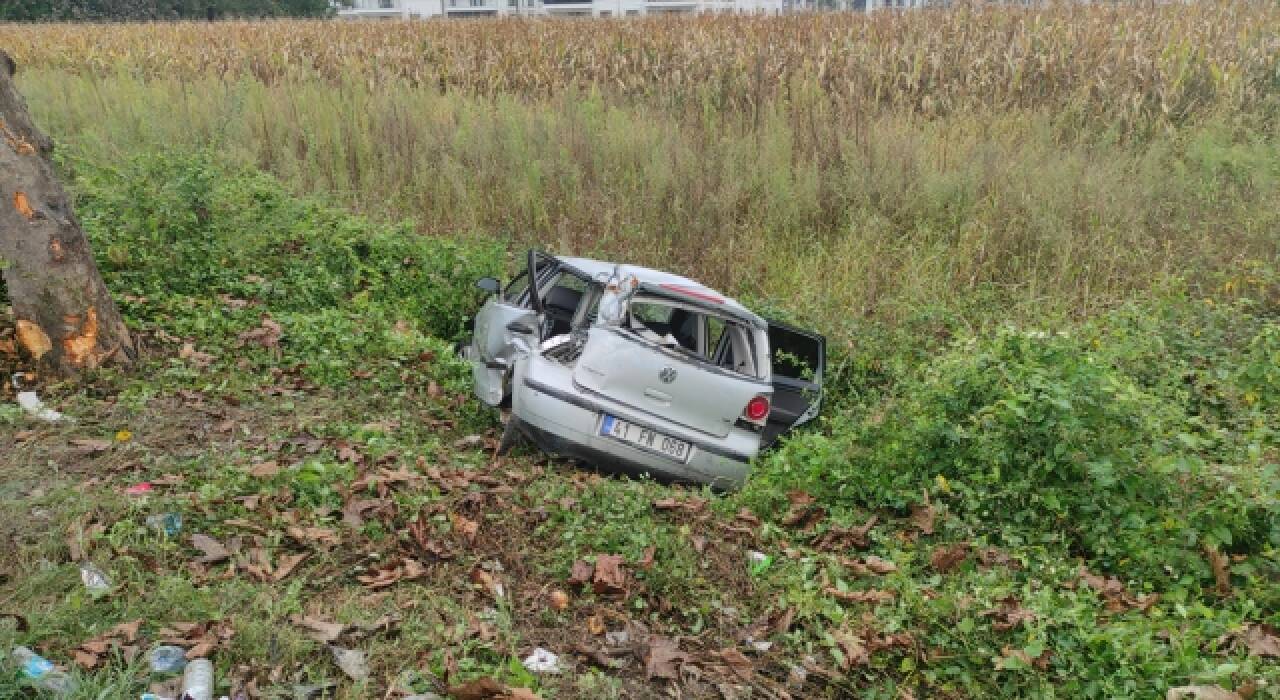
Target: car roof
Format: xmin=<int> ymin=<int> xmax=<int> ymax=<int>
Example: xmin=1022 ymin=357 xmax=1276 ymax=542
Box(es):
xmin=554 ymin=255 xmax=765 ymax=328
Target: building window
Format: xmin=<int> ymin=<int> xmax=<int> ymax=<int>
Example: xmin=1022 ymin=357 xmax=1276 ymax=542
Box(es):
xmin=379 ymin=0 xmax=393 ymax=7
xmin=509 ymin=0 xmax=517 ymax=7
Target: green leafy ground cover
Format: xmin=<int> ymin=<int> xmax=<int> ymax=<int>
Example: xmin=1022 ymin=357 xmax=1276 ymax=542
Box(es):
xmin=1 ymin=152 xmax=1277 ymax=699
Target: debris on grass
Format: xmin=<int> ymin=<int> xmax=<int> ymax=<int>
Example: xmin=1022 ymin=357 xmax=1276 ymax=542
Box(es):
xmin=328 ymin=645 xmax=370 ymax=681
xmin=78 ymin=561 xmax=111 ymax=595
xmin=521 ymin=647 xmax=561 ymax=674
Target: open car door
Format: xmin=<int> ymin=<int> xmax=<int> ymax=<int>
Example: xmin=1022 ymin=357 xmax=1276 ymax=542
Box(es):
xmin=470 ymin=250 xmax=554 ymax=406
xmin=762 ymin=320 xmax=825 ymax=447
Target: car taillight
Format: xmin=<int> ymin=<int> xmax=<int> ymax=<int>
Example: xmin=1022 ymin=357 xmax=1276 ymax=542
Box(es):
xmin=744 ymin=395 xmax=770 ymax=424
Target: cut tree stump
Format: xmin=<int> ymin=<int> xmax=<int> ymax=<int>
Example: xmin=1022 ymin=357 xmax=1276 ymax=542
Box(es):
xmin=0 ymin=48 xmax=133 ymax=374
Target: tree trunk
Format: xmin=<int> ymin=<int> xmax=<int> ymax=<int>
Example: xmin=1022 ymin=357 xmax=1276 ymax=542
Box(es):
xmin=0 ymin=49 xmax=133 ymax=374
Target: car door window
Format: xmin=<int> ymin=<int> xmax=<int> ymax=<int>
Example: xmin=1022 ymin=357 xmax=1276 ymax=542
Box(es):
xmin=503 ymin=270 xmax=531 ymax=305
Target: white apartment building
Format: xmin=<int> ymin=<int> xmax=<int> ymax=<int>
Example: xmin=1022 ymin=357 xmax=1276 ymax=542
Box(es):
xmin=337 ymin=0 xmax=782 ymax=19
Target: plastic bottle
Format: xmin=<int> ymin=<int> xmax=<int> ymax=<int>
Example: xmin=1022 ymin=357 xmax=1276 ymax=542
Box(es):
xmin=9 ymin=646 xmax=77 ymax=695
xmin=148 ymin=645 xmax=188 ymax=674
xmin=181 ymin=658 xmax=214 ymax=700
xmin=145 ymin=513 xmax=184 ymax=537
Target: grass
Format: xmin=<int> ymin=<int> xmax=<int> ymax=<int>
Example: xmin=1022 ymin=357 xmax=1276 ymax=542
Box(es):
xmin=2 ymin=4 xmax=1280 ymax=698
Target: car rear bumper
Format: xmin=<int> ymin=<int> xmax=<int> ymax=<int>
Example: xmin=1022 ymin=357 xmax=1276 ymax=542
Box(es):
xmin=513 ymin=370 xmax=756 ymax=490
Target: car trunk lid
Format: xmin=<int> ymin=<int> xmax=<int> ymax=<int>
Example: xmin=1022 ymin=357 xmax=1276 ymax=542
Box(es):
xmin=572 ymin=327 xmax=766 ymax=439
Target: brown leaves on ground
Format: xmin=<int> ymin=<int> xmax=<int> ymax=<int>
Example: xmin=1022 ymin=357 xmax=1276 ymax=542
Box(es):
xmin=567 ymin=559 xmax=594 ymax=587
xmin=1204 ymin=545 xmax=1231 ymax=595
xmin=909 ymin=500 xmax=937 ymax=536
xmin=190 ymin=533 xmax=232 ymax=564
xmin=247 ymin=459 xmax=280 ymax=478
xmin=243 ymin=548 xmax=308 ymax=583
xmin=290 ymin=613 xmax=399 ymax=644
xmin=644 ymin=635 xmax=690 ymax=680
xmin=592 ymin=554 xmax=627 ymax=595
xmin=781 ymin=491 xmax=826 ymax=530
xmin=469 ymin=564 xmax=505 ymax=600
xmin=1077 ymin=565 xmax=1160 ymax=612
xmin=813 ymin=516 xmax=877 ymax=551
xmin=930 ymin=541 xmax=971 ymax=573
xmin=995 ymin=645 xmax=1052 ymax=671
xmin=980 ymin=596 xmax=1037 ymax=632
xmin=15 ymin=320 xmax=52 ymax=360
xmin=236 ymin=317 xmax=283 ymax=350
xmin=1219 ymin=623 xmax=1280 ymax=659
xmin=285 ymin=526 xmax=340 ymax=548
xmin=651 ymin=496 xmax=708 ymax=515
xmin=157 ymin=620 xmax=235 ymax=659
xmin=68 ymin=438 xmax=113 ymax=455
xmin=824 ymin=587 xmax=896 ymax=605
xmin=357 ymin=557 xmax=427 ymax=589
xmin=451 ymin=512 xmax=480 ymax=544
xmin=830 ymin=626 xmax=915 ymax=670
xmin=446 ymin=676 xmax=539 ymax=700
xmin=72 ymin=619 xmax=142 ymax=669
xmin=841 ymin=555 xmax=898 ymax=576
xmin=179 ymin=342 xmax=215 ymax=368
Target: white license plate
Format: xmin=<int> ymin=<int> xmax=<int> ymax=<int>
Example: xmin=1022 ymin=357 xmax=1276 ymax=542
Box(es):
xmin=600 ymin=415 xmax=691 ymax=462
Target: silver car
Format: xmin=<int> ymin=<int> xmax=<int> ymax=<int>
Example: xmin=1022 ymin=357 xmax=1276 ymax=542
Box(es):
xmin=464 ymin=251 xmax=825 ymax=489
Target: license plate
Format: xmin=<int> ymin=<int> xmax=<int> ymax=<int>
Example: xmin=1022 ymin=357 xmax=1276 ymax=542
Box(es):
xmin=600 ymin=414 xmax=691 ymax=462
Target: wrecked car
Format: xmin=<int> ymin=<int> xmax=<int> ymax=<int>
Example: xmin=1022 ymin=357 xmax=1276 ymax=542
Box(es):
xmin=463 ymin=251 xmax=824 ymax=489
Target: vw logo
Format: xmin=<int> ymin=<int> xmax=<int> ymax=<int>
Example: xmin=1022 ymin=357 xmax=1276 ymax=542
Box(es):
xmin=659 ymin=366 xmax=677 ymax=384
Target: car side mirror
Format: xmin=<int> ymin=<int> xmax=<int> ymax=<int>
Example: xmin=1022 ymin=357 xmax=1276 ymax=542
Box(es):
xmin=476 ymin=277 xmax=501 ymax=295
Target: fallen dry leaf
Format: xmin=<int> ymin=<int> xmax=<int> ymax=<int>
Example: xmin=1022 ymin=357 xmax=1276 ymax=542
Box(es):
xmin=190 ymin=534 xmax=231 ymax=564
xmin=567 ymin=559 xmax=594 ymax=587
xmin=832 ymin=629 xmax=869 ymax=669
xmin=357 ymin=558 xmax=426 ymax=589
xmin=286 ymin=526 xmax=340 ymax=547
xmin=592 ymin=554 xmax=626 ymax=595
xmin=236 ymin=317 xmax=283 ymax=349
xmin=1241 ymin=624 xmax=1280 ymax=658
xmin=447 ymin=676 xmax=506 ymax=700
xmin=980 ymin=596 xmax=1037 ymax=632
xmin=644 ymin=636 xmax=690 ymax=680
xmin=469 ymin=566 xmax=505 ymax=600
xmin=248 ymin=460 xmax=281 ymax=478
xmin=451 ymin=512 xmax=480 ymax=544
xmin=69 ymin=438 xmax=112 ymax=454
xmin=1204 ymin=545 xmax=1231 ymax=595
xmin=841 ymin=555 xmax=897 ymax=576
xmin=930 ymin=542 xmax=971 ymax=573
xmin=1078 ymin=565 xmax=1160 ymax=612
xmin=824 ymin=588 xmax=895 ymax=605
xmin=995 ymin=645 xmax=1051 ymax=671
xmin=813 ymin=516 xmax=878 ymax=551
xmin=909 ymin=501 xmax=936 ymax=535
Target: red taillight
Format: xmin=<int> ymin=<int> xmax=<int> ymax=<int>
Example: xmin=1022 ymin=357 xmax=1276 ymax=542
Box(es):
xmin=744 ymin=395 xmax=771 ymax=423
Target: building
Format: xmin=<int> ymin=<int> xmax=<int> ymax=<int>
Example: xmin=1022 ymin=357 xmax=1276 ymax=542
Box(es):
xmin=336 ymin=0 xmax=782 ymax=19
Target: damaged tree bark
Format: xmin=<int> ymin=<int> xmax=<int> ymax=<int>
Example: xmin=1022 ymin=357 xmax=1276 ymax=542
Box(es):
xmin=0 ymin=49 xmax=133 ymax=373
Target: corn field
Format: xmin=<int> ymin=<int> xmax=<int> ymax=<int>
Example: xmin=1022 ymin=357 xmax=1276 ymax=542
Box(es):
xmin=3 ymin=2 xmax=1279 ymax=127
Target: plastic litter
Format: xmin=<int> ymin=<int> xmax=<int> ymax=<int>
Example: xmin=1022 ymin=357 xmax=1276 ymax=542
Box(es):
xmin=747 ymin=551 xmax=772 ymax=576
xmin=9 ymin=646 xmax=77 ymax=695
xmin=181 ymin=658 xmax=214 ymax=700
xmin=328 ymin=645 xmax=369 ymax=681
xmin=148 ymin=645 xmax=188 ymax=674
xmin=605 ymin=630 xmax=630 ymax=647
xmin=521 ymin=647 xmax=562 ymax=674
xmin=12 ymin=374 xmax=67 ymax=423
xmin=146 ymin=513 xmax=184 ymax=537
xmin=79 ymin=561 xmax=112 ymax=595
xmin=125 ymin=482 xmax=154 ymax=496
